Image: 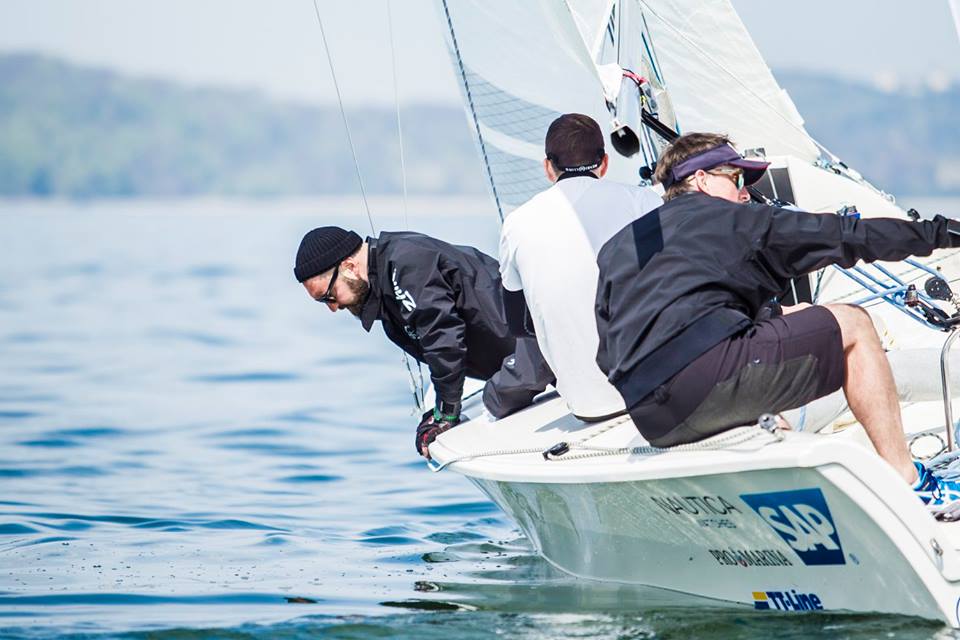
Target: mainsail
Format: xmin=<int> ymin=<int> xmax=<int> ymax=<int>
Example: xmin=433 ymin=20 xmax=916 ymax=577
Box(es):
xmin=436 ymin=1 xmax=628 ymax=217
xmin=436 ymin=0 xmax=823 ymax=219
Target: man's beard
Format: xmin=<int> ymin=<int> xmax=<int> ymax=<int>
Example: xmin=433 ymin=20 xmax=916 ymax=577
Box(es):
xmin=343 ymin=276 xmax=370 ymax=318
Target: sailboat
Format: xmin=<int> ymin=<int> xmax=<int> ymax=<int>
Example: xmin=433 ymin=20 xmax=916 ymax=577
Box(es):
xmin=425 ymin=0 xmax=960 ymax=624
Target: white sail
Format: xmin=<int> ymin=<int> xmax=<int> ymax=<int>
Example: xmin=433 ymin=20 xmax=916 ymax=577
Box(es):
xmin=624 ymin=0 xmax=821 ymax=161
xmin=435 ymin=0 xmax=643 ymax=216
xmin=437 ymin=0 xmax=824 ymax=219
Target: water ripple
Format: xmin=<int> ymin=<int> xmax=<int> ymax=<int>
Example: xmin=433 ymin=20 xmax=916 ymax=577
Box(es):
xmin=278 ymin=474 xmax=342 ymax=484
xmin=0 ymin=410 xmax=38 ymax=420
xmin=148 ymin=328 xmax=235 ymax=347
xmin=185 ymin=265 xmax=240 ymax=279
xmin=0 ymin=592 xmax=311 ymax=606
xmin=6 ymin=512 xmax=288 ymax=534
xmin=26 ymin=519 xmax=92 ymax=532
xmin=0 ymin=469 xmax=32 ymax=478
xmin=216 ymin=443 xmax=321 ymax=458
xmin=212 ymin=428 xmax=287 ymax=438
xmin=18 ymin=438 xmax=78 ymax=448
xmin=358 ymin=535 xmax=419 ymax=546
xmin=48 ymin=426 xmax=125 ymax=438
xmin=360 ymin=526 xmax=410 ymax=538
xmin=400 ymin=502 xmax=498 ymax=517
xmin=198 ymin=520 xmax=286 ymax=532
xmin=190 ymin=372 xmax=301 ymax=384
xmin=0 ymin=535 xmax=75 ymax=550
xmin=0 ymin=523 xmax=39 ymax=534
xmin=424 ymin=531 xmax=486 ymax=544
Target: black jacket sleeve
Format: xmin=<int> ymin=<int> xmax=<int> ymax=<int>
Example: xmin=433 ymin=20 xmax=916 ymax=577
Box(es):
xmin=756 ymin=207 xmax=952 ymax=279
xmin=390 ymin=254 xmax=468 ymax=406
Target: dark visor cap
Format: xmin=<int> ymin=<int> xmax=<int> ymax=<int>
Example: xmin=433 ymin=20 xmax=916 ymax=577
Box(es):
xmin=294 ymin=227 xmax=363 ymax=283
xmin=662 ymin=144 xmax=770 ymax=189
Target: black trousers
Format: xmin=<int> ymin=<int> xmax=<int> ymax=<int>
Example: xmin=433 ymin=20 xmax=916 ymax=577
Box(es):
xmin=482 ymin=337 xmax=555 ymax=419
xmin=629 ymin=305 xmax=845 ymax=447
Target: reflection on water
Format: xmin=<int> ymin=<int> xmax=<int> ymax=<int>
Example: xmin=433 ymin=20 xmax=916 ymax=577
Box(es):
xmin=1 ymin=199 xmax=959 ymax=639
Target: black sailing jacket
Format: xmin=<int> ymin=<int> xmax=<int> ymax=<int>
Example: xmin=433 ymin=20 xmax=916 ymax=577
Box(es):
xmin=595 ymin=191 xmax=953 ymax=410
xmin=358 ymin=231 xmax=544 ymax=407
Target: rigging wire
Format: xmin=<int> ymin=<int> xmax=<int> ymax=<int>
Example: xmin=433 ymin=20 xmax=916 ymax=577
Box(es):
xmin=311 ymin=0 xmax=376 ymax=236
xmin=386 ymin=0 xmax=411 ymax=232
xmin=311 ymin=0 xmax=426 ymax=412
xmin=615 ymin=0 xmax=622 ymax=65
xmin=640 ymin=11 xmax=666 ymax=87
xmin=440 ymin=0 xmax=505 ymax=223
xmin=386 ymin=0 xmax=426 ymax=412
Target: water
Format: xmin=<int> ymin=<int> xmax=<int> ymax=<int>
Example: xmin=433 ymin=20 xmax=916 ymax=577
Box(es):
xmin=1 ymin=197 xmax=959 ymax=639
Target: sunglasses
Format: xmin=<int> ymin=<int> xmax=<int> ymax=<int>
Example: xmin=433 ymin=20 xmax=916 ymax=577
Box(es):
xmin=708 ymin=167 xmax=745 ymax=190
xmin=314 ymin=263 xmax=340 ymax=304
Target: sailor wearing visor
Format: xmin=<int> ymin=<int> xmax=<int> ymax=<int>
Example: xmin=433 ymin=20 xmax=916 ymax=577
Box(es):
xmin=294 ymin=226 xmax=553 ymax=458
xmin=594 ymin=131 xmax=960 ymax=506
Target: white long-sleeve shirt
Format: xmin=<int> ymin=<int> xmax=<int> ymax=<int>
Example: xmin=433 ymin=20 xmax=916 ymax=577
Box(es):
xmin=499 ymin=175 xmax=662 ymax=418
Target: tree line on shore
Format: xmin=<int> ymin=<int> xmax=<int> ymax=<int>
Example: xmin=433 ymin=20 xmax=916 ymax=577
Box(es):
xmin=1 ymin=52 xmax=957 ymax=199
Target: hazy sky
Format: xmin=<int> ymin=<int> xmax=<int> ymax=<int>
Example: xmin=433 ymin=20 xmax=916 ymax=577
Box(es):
xmin=1 ymin=0 xmax=958 ymax=105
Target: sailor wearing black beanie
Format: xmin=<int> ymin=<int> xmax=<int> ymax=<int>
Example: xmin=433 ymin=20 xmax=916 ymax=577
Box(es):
xmin=294 ymin=226 xmax=363 ymax=283
xmin=294 ymin=226 xmax=554 ymax=459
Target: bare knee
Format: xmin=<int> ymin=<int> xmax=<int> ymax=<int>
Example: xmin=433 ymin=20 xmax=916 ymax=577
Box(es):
xmin=824 ymin=304 xmax=878 ymax=350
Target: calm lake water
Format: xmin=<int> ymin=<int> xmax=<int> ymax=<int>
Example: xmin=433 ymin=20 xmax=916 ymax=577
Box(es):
xmin=2 ymin=197 xmax=960 ymax=639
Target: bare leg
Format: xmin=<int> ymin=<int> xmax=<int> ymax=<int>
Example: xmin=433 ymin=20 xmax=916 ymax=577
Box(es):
xmin=825 ymin=304 xmax=917 ymax=484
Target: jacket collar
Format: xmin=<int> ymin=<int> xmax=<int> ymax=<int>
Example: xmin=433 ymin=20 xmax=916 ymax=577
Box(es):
xmin=359 ymin=236 xmax=381 ymax=332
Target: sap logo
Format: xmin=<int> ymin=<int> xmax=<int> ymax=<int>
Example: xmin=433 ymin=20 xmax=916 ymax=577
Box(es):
xmin=740 ymin=488 xmax=845 ymax=566
xmin=753 ymin=590 xmax=824 ymax=611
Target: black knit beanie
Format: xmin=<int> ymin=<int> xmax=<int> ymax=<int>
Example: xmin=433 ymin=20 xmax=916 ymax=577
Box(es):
xmin=294 ymin=226 xmax=363 ymax=282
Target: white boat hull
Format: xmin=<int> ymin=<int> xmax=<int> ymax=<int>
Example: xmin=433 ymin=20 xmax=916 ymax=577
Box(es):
xmin=430 ymin=392 xmax=960 ymax=624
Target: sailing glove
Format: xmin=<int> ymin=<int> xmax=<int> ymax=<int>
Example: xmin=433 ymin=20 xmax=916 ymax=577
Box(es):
xmin=415 ymin=400 xmax=461 ymax=458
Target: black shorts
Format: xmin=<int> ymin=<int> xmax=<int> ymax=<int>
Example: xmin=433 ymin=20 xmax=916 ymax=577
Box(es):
xmin=629 ymin=305 xmax=845 ymax=447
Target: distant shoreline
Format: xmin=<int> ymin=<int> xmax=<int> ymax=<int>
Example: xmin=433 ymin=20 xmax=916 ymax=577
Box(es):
xmin=3 ymin=53 xmax=959 ymax=201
